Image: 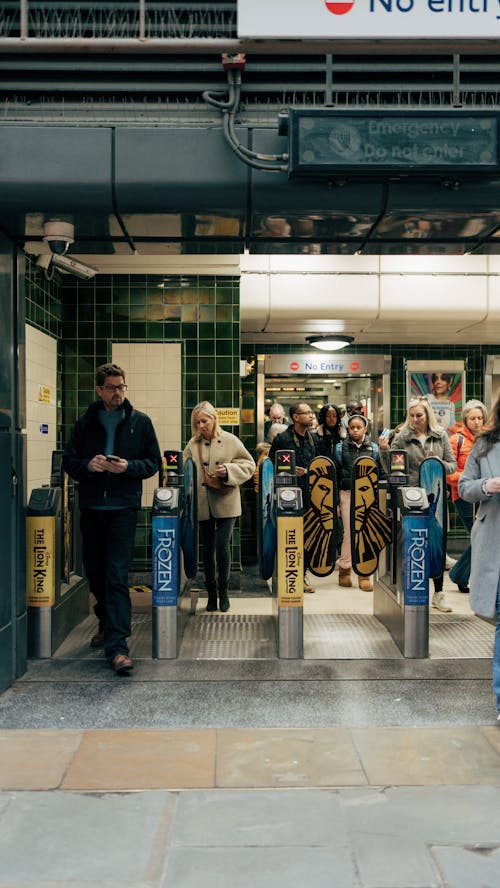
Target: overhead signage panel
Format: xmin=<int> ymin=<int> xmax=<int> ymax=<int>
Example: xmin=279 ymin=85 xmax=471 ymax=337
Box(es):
xmin=265 ymin=353 xmax=388 ymax=375
xmin=237 ymin=0 xmax=500 ymax=40
xmin=288 ymin=111 xmax=499 ymax=176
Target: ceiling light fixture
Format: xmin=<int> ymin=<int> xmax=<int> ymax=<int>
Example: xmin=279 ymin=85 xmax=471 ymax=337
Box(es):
xmin=306 ymin=335 xmax=354 ymax=351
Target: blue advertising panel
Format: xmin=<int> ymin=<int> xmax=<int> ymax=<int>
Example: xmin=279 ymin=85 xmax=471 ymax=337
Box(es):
xmin=402 ymin=515 xmax=429 ymax=607
xmin=152 ymin=515 xmax=179 ymax=606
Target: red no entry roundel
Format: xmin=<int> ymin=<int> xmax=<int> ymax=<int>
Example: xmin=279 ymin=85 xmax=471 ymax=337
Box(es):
xmin=290 ymin=361 xmax=300 ymax=371
xmin=325 ymin=1 xmax=355 ymax=14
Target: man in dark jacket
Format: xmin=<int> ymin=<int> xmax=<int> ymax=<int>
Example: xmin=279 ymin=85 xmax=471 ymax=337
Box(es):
xmin=63 ymin=363 xmax=161 ymax=674
xmin=269 ymin=401 xmax=318 ymax=591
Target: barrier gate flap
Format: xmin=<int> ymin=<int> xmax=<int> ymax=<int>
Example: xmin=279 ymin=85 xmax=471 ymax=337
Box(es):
xmin=181 ymin=456 xmax=198 ymax=579
xmin=304 ymin=455 xmax=337 ymax=578
xmin=351 ymin=456 xmax=392 ymax=578
xmin=259 ymin=456 xmax=276 ymax=581
xmin=418 ymin=456 xmax=447 ymax=578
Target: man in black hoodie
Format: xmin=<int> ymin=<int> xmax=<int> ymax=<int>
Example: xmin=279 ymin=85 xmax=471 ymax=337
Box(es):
xmin=63 ymin=363 xmax=161 ymax=674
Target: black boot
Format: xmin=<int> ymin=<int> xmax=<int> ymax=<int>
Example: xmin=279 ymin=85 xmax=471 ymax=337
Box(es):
xmin=219 ymin=589 xmax=230 ymax=612
xmin=206 ymin=583 xmax=218 ymax=612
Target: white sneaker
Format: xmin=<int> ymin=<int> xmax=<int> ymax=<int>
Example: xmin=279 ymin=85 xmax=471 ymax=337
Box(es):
xmin=445 ymin=554 xmax=457 ymax=570
xmin=303 ymin=571 xmax=316 ymax=593
xmin=432 ymin=591 xmax=453 ymax=613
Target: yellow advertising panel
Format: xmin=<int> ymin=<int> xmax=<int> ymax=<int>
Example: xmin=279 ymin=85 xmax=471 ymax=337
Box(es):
xmin=26 ymin=516 xmax=56 ymax=606
xmin=277 ymin=516 xmax=303 ymax=607
xmin=216 ymin=407 xmax=240 ymax=426
xmin=38 ymin=385 xmax=51 ymax=404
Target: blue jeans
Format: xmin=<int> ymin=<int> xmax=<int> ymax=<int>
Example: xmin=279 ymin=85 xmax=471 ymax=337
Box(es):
xmin=494 ymin=580 xmax=500 ymax=711
xmin=449 ymin=498 xmax=475 ymax=588
xmin=199 ymin=517 xmax=236 ymax=593
xmin=80 ymin=508 xmax=138 ymax=661
xmin=453 ymin=497 xmax=474 ymax=533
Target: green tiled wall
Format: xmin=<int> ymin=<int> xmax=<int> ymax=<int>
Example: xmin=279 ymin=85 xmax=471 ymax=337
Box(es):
xmin=25 ymin=260 xmax=62 ymax=340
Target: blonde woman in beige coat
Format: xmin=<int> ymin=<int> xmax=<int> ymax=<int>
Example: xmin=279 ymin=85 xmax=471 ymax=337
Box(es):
xmin=184 ymin=401 xmax=255 ymax=613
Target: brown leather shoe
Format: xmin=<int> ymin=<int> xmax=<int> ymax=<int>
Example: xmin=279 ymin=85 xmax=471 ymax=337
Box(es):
xmin=90 ymin=629 xmax=105 ymax=648
xmin=111 ymin=654 xmax=134 ymax=674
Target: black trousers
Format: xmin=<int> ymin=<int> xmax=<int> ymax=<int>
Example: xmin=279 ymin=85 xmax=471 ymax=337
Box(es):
xmin=80 ymin=508 xmax=138 ymax=661
xmin=199 ymin=516 xmax=236 ymax=593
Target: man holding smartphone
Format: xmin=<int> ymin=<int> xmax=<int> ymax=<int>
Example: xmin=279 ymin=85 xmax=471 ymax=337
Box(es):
xmin=63 ymin=363 xmax=162 ymax=674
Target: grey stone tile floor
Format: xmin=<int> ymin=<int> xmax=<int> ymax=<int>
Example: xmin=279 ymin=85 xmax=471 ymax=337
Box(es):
xmin=1 ymin=787 xmax=500 ymax=887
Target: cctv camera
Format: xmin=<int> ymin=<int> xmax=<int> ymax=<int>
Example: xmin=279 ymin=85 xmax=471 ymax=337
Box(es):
xmin=334 ymin=383 xmax=341 ymax=390
xmin=43 ymin=219 xmax=74 ymax=256
xmin=36 ymin=253 xmax=97 ymax=280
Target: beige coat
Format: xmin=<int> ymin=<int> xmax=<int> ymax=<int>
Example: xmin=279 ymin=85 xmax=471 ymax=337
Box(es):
xmin=184 ymin=429 xmax=255 ymax=521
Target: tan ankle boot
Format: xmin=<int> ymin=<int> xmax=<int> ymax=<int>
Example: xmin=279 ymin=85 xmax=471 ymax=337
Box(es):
xmin=358 ymin=576 xmax=373 ymax=592
xmin=338 ymin=567 xmax=352 ymax=588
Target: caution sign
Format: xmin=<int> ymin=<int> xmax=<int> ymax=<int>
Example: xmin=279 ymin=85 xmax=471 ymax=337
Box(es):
xmin=277 ymin=516 xmax=303 ymax=607
xmin=216 ymin=407 xmax=240 ymax=426
xmin=26 ymin=516 xmax=56 ymax=606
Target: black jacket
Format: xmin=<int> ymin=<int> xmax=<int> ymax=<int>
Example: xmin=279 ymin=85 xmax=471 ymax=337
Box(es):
xmin=62 ymin=398 xmax=162 ymax=509
xmin=337 ymin=437 xmax=386 ymax=491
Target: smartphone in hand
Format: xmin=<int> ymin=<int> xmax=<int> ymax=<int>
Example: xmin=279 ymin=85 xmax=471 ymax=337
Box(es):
xmin=106 ymin=454 xmax=120 ymax=462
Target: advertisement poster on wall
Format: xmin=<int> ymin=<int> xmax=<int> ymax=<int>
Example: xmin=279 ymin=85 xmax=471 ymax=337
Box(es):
xmin=406 ymin=360 xmax=465 ymax=436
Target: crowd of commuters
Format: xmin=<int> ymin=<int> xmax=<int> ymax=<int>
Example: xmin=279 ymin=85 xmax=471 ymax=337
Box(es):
xmin=65 ymin=373 xmax=500 ymax=719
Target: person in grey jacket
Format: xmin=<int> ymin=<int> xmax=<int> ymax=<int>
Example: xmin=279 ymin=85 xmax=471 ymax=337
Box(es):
xmin=184 ymin=401 xmax=255 ymax=613
xmin=459 ymin=391 xmax=500 ymax=723
xmin=379 ymin=396 xmax=456 ymax=612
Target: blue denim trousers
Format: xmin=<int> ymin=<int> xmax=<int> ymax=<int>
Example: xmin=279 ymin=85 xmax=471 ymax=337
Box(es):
xmin=494 ymin=580 xmax=500 ymax=711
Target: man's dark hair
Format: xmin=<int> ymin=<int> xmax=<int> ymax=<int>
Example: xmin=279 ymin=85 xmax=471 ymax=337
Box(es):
xmin=289 ymin=401 xmax=305 ymax=421
xmin=346 ymin=400 xmax=362 ymax=414
xmin=95 ymin=363 xmax=126 ymax=387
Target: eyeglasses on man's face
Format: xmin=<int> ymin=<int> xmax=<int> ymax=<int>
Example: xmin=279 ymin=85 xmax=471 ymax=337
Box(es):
xmin=101 ymin=384 xmax=127 ymax=392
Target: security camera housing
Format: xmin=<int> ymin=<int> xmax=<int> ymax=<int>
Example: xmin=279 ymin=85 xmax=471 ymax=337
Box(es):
xmin=36 ymin=252 xmax=97 ymax=280
xmin=43 ymin=219 xmax=75 ymax=255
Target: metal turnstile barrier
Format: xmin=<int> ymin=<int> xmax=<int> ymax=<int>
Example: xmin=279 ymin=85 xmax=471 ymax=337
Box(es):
xmin=152 ymin=450 xmax=196 ymax=658
xmin=26 ymin=486 xmax=61 ymax=658
xmin=273 ymin=450 xmax=304 ymax=658
xmin=374 ymin=450 xmax=431 ymax=658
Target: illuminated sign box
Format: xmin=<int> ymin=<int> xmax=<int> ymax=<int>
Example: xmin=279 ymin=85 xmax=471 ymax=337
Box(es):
xmin=238 ymin=0 xmax=500 ymax=40
xmin=288 ymin=110 xmax=500 ymax=178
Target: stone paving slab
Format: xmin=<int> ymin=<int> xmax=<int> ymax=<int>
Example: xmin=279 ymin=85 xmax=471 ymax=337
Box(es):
xmin=2 ymin=727 xmax=500 ymax=791
xmin=1 ymin=787 xmax=500 ymax=888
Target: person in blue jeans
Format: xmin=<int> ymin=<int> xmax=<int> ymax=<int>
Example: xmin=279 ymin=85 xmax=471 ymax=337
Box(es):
xmin=459 ymin=391 xmax=500 ymax=723
xmin=447 ymin=400 xmax=488 ymax=592
xmin=63 ymin=363 xmax=162 ymax=674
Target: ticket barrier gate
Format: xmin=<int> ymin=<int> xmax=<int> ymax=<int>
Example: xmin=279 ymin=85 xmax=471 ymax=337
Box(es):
xmin=26 ymin=486 xmax=61 ymax=658
xmin=151 ymin=450 xmax=197 ymax=658
xmin=374 ymin=452 xmax=431 ymax=658
xmin=260 ymin=450 xmax=304 ymax=658
xmin=26 ymin=452 xmax=88 ymax=658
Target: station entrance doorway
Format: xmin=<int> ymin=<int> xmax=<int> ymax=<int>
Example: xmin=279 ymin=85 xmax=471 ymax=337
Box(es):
xmin=258 ymin=352 xmax=391 ymax=442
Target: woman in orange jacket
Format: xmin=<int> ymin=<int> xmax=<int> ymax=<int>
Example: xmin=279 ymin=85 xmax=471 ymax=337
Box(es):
xmin=447 ymin=399 xmax=488 ymax=592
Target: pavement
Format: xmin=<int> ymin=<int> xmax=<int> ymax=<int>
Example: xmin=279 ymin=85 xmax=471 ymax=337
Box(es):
xmin=1 ymin=569 xmax=499 ymax=887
